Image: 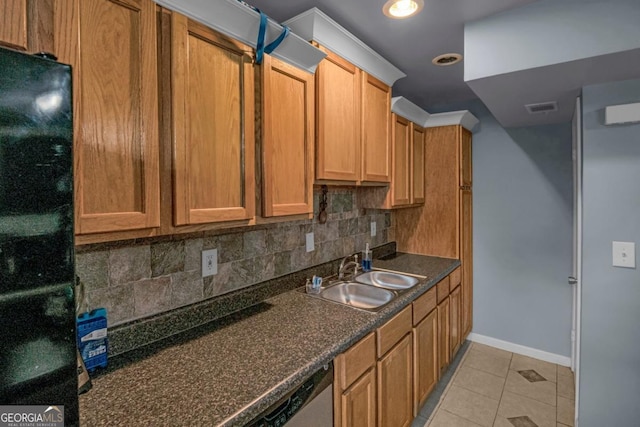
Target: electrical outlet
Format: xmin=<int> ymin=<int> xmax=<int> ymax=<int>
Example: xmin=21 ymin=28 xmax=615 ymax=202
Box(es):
xmin=371 ymin=221 xmax=377 ymax=237
xmin=612 ymin=241 xmax=635 ymax=268
xmin=306 ymin=232 xmax=315 ymax=252
xmin=202 ymin=249 xmax=218 ymax=277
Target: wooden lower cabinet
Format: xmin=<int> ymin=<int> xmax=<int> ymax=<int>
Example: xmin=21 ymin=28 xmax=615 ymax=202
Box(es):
xmin=336 ymin=271 xmax=466 ymax=427
xmin=413 ymin=309 xmax=438 ymax=415
xmin=461 ymin=188 xmax=473 ymax=338
xmin=450 ymin=285 xmax=461 ymax=357
xmin=378 ymin=333 xmax=413 ymax=427
xmin=339 ymin=367 xmax=377 ymax=427
xmin=438 ymin=297 xmax=450 ymax=376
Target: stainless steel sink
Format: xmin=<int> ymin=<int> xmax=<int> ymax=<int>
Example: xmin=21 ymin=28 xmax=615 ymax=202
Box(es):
xmin=317 ymin=282 xmax=395 ymax=311
xmin=355 ymin=270 xmax=419 ymax=290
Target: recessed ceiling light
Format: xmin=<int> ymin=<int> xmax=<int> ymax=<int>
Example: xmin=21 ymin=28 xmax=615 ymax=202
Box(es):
xmin=382 ymin=0 xmax=424 ymax=19
xmin=432 ymin=53 xmax=463 ymax=66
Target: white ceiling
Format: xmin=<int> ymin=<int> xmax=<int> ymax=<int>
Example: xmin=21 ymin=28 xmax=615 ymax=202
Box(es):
xmin=248 ymin=0 xmax=541 ymax=110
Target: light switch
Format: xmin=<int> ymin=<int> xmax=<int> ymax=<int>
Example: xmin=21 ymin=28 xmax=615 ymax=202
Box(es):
xmin=612 ymin=241 xmax=635 ymax=268
xmin=371 ymin=221 xmax=377 ymax=237
xmin=306 ymin=232 xmax=315 ymax=252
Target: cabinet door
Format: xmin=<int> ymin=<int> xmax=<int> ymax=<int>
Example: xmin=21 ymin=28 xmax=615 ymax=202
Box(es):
xmin=378 ymin=334 xmax=413 ymax=427
xmin=413 ymin=309 xmax=438 ymax=416
xmin=0 ymin=0 xmax=27 ymax=50
xmin=460 ymin=127 xmax=472 ymax=187
xmin=461 ymin=188 xmax=473 ymax=338
xmin=262 ymin=54 xmax=314 ymax=217
xmin=391 ymin=114 xmax=411 ymax=206
xmin=361 ymin=72 xmax=391 ymax=183
xmin=171 ymin=14 xmax=254 ymax=225
xmin=55 ymin=0 xmax=160 ymax=235
xmin=412 ymin=124 xmax=426 ymax=204
xmin=450 ymin=285 xmax=461 ymax=357
xmin=316 ymin=47 xmax=360 ymax=182
xmin=340 ymin=368 xmax=376 ymax=427
xmin=438 ymin=297 xmax=450 ymax=375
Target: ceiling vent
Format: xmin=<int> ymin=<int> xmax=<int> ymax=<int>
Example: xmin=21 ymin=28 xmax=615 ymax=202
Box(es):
xmin=525 ymin=101 xmax=558 ymax=114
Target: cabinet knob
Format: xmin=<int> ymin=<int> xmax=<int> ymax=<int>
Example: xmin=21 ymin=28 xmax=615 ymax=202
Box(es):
xmin=568 ymin=276 xmax=577 ymax=285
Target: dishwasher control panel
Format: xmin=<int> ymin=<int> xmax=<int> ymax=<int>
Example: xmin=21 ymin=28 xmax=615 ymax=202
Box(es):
xmin=248 ymin=363 xmax=333 ymax=427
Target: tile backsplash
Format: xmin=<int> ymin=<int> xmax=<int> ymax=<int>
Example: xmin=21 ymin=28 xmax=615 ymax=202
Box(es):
xmin=76 ymin=188 xmax=394 ymax=326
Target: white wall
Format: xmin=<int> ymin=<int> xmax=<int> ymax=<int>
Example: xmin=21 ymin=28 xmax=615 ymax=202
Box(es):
xmin=464 ymin=0 xmax=640 ymax=81
xmin=580 ymin=78 xmax=640 ymax=426
xmin=432 ymin=99 xmax=574 ymax=357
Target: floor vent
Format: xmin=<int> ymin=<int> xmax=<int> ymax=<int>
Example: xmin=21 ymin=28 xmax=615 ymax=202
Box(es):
xmin=525 ymin=101 xmax=558 ymax=114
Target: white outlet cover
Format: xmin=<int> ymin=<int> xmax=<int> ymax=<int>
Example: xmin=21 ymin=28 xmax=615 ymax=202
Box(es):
xmin=371 ymin=221 xmax=377 ymax=237
xmin=306 ymin=232 xmax=315 ymax=252
xmin=612 ymin=241 xmax=635 ymax=268
xmin=202 ymin=249 xmax=218 ymax=277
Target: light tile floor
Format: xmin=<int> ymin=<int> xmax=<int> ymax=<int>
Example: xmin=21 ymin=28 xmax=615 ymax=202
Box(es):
xmin=418 ymin=342 xmax=576 ymax=427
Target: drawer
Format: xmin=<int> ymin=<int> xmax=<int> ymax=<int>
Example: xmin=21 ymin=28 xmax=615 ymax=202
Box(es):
xmin=377 ymin=305 xmax=412 ymax=357
xmin=450 ymin=267 xmax=461 ymax=288
xmin=436 ymin=276 xmax=451 ymax=304
xmin=412 ymin=287 xmax=436 ymax=326
xmin=337 ymin=332 xmax=376 ymax=389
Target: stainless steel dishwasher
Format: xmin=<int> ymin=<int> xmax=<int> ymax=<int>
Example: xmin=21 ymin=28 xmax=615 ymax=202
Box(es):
xmin=247 ymin=363 xmax=333 ymax=427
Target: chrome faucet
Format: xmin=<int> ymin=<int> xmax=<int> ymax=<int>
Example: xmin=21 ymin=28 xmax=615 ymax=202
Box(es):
xmin=338 ymin=254 xmax=360 ymax=280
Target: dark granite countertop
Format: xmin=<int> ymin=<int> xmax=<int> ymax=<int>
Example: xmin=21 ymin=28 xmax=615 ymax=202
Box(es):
xmin=79 ymin=253 xmax=459 ymax=426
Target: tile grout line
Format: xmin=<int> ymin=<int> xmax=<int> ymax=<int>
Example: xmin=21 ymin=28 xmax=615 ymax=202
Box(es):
xmin=491 ymin=350 xmax=513 ymax=427
xmin=555 ymin=364 xmax=559 ymax=425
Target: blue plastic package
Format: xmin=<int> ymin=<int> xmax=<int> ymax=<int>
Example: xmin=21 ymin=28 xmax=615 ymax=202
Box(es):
xmin=77 ymin=308 xmax=108 ymax=372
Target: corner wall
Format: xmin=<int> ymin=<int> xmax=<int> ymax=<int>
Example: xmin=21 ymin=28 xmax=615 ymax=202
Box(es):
xmin=431 ymin=99 xmax=573 ymax=357
xmin=580 ymin=78 xmax=640 ymax=426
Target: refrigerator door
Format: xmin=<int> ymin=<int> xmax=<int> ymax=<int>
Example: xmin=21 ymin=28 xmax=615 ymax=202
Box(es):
xmin=0 ymin=47 xmax=78 ymax=425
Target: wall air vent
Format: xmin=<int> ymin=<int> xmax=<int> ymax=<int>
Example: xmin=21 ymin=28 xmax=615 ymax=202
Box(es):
xmin=525 ymin=101 xmax=558 ymax=114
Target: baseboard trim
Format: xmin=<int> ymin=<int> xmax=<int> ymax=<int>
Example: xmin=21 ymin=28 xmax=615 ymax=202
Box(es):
xmin=467 ymin=333 xmax=572 ymax=367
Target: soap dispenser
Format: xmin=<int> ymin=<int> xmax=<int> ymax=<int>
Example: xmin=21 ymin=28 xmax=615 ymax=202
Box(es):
xmin=362 ymin=243 xmax=372 ymax=272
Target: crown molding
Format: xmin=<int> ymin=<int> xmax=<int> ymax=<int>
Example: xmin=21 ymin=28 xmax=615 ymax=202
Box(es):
xmin=155 ymin=0 xmax=326 ymax=73
xmin=391 ymin=96 xmax=430 ymax=126
xmin=284 ymin=7 xmax=406 ymax=86
xmin=425 ymin=110 xmax=480 ymax=132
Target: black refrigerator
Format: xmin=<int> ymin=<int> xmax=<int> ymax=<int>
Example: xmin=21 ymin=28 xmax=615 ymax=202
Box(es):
xmin=0 ymin=47 xmax=78 ymax=425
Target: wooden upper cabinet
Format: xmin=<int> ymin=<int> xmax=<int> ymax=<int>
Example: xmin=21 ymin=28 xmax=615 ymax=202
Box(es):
xmin=55 ymin=0 xmax=160 ymax=236
xmin=315 ymin=46 xmax=361 ymax=182
xmin=460 ymin=127 xmax=472 ymax=187
xmin=171 ymin=14 xmax=254 ymax=225
xmin=391 ymin=114 xmax=411 ymax=206
xmin=0 ymin=0 xmax=27 ymax=51
xmin=361 ymin=72 xmax=391 ymax=183
xmin=412 ymin=124 xmax=426 ymax=204
xmin=262 ymin=54 xmax=314 ymax=217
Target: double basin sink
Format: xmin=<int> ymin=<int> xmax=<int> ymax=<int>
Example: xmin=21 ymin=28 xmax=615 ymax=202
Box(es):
xmin=307 ymin=270 xmax=421 ymax=312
